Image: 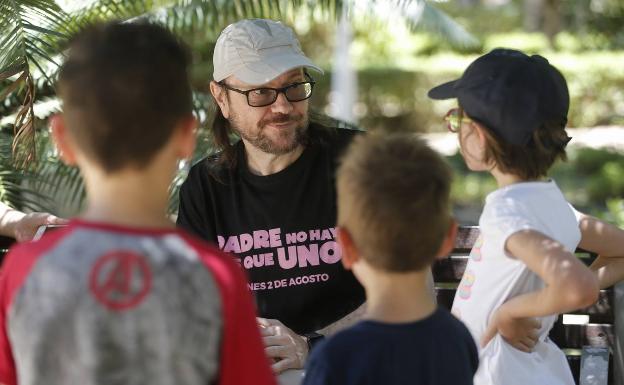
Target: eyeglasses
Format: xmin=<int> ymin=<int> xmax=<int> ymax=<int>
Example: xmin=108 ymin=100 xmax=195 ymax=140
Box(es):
xmin=444 ymin=107 xmax=473 ymax=133
xmin=219 ymin=78 xmax=316 ymax=107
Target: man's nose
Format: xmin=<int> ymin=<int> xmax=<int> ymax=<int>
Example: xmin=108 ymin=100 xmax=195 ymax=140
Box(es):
xmin=270 ymin=91 xmax=294 ymax=115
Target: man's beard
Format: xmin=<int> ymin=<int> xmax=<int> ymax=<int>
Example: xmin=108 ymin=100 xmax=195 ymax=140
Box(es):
xmin=229 ymin=111 xmax=309 ymax=155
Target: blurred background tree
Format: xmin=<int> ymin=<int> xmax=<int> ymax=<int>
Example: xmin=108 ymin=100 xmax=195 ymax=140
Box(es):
xmin=0 ymin=0 xmax=623 ymax=224
xmin=0 ymin=0 xmax=476 ymax=216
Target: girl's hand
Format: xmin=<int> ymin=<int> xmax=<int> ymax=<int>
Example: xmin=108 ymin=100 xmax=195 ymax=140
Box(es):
xmin=481 ymin=306 xmax=541 ymax=353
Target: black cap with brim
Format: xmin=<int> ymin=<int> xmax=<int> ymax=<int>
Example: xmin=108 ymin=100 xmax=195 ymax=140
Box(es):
xmin=426 ymin=48 xmax=569 ymax=146
xmin=427 ymin=80 xmax=459 ymax=100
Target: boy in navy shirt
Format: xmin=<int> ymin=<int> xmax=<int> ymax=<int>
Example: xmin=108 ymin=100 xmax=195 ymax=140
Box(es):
xmin=303 ymin=133 xmax=478 ymax=385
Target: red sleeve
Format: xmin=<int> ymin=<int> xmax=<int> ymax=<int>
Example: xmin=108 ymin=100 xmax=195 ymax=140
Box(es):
xmin=0 ymin=229 xmax=68 ymax=385
xmin=0 ymin=250 xmax=17 ymax=385
xmin=185 ymin=236 xmax=276 ymax=385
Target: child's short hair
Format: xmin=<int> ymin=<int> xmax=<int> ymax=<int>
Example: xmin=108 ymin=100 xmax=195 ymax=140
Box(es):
xmin=57 ymin=22 xmax=192 ymax=172
xmin=478 ymin=116 xmax=570 ymax=180
xmin=337 ymin=133 xmax=452 ymax=272
xmin=456 ymin=106 xmax=570 ymax=180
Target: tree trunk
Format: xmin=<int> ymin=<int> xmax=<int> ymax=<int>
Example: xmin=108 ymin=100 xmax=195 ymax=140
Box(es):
xmin=523 ymin=0 xmax=543 ymax=32
xmin=523 ymin=0 xmax=561 ymax=49
xmin=543 ymin=0 xmax=561 ymax=48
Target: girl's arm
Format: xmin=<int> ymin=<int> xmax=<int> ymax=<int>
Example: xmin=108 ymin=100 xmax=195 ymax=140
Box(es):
xmin=577 ymin=213 xmax=624 ymax=289
xmin=482 ymin=229 xmax=599 ymax=347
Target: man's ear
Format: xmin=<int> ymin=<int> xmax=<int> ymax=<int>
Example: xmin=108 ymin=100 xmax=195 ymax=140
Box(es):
xmin=209 ymin=80 xmax=230 ymax=119
xmin=435 ymin=219 xmax=458 ymax=260
xmin=174 ymin=116 xmax=198 ymax=160
xmin=50 ymin=114 xmax=77 ymax=166
xmin=337 ymin=226 xmax=360 ymax=270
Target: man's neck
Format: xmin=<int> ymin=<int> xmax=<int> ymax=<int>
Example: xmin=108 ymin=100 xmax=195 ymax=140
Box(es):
xmin=243 ymin=141 xmax=305 ymax=176
xmin=361 ymin=268 xmax=437 ymax=324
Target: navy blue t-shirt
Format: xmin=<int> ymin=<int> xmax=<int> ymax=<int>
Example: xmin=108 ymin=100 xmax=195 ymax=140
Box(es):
xmin=303 ymin=307 xmax=478 ymax=385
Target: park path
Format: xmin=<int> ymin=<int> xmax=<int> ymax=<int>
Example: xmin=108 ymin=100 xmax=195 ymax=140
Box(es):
xmin=424 ymin=126 xmax=624 ymax=155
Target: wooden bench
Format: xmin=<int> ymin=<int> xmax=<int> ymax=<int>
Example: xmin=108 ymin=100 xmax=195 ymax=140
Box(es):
xmin=433 ymin=226 xmax=617 ymax=385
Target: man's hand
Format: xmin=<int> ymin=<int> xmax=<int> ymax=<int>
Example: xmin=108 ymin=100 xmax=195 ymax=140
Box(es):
xmin=14 ymin=213 xmax=68 ymax=242
xmin=481 ymin=306 xmax=541 ymax=353
xmin=258 ymin=317 xmax=308 ymax=374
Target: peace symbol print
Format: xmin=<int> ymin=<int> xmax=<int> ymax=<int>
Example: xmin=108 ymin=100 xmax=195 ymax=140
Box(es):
xmin=89 ymin=250 xmax=152 ymax=311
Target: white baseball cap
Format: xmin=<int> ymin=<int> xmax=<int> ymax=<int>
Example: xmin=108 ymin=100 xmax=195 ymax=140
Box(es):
xmin=213 ymin=19 xmax=323 ymax=85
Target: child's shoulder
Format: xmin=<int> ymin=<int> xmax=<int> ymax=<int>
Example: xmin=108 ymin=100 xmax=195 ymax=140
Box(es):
xmin=308 ymin=321 xmax=381 ymax=366
xmin=0 ymin=225 xmax=73 ymax=305
xmin=305 ymin=309 xmax=478 ymax=384
xmin=481 ymin=180 xmax=576 ymax=231
xmin=3 ymin=224 xmax=72 ymax=268
xmin=315 ymin=308 xmax=473 ymax=358
xmin=485 ymin=180 xmax=565 ymax=207
xmin=4 ymin=222 xmax=237 ymax=280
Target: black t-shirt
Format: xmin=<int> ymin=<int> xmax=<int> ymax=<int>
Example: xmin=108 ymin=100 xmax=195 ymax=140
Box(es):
xmin=177 ymin=123 xmax=366 ymax=334
xmin=303 ymin=308 xmax=479 ymax=385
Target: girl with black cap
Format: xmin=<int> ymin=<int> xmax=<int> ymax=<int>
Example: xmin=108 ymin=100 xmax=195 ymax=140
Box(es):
xmin=429 ymin=48 xmax=624 ymax=385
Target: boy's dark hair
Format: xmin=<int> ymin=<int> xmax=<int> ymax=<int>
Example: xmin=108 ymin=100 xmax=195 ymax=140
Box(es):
xmin=337 ymin=132 xmax=452 ymax=272
xmin=57 ymin=22 xmax=192 ymax=172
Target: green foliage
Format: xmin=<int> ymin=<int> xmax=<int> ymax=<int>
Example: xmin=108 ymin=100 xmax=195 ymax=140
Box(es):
xmin=0 ymin=0 xmax=73 ymax=166
xmin=447 ymin=152 xmax=497 ymax=209
xmin=572 ymin=147 xmax=624 ymax=174
xmin=433 ymin=0 xmax=521 ymax=44
xmin=448 ymin=146 xmax=624 ymax=224
xmin=316 ymin=49 xmax=624 ymax=132
xmin=434 ymin=0 xmax=624 ymax=51
xmin=561 ymin=0 xmax=624 ymax=50
xmin=560 ymin=147 xmax=624 ymax=205
xmin=0 ymin=0 xmax=478 ymax=216
xmin=447 ymin=147 xmax=624 ymax=226
xmin=0 ymin=128 xmax=54 ymax=212
xmin=0 ymin=0 xmax=622 ymax=223
xmin=604 ymin=199 xmax=624 ymax=227
xmin=484 ymin=32 xmax=551 ymax=53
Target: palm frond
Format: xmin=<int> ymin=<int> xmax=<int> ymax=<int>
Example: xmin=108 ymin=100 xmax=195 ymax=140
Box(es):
xmin=23 ymin=129 xmax=86 ymax=215
xmin=1 ymin=0 xmax=477 ymax=216
xmin=2 ymin=0 xmax=475 ymax=131
xmin=362 ymin=0 xmax=478 ymax=48
xmin=31 ymin=159 xmax=85 ymax=215
xmin=0 ymin=128 xmax=54 ymax=211
xmin=415 ymin=1 xmax=479 ymax=48
xmin=0 ymin=0 xmax=71 ymax=167
xmin=68 ymin=0 xmax=153 ymax=26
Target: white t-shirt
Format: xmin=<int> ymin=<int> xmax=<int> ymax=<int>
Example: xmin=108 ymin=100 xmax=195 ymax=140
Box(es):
xmin=452 ymin=180 xmax=581 ymax=385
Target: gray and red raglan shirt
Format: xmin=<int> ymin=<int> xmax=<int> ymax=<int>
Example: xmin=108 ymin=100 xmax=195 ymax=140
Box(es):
xmin=0 ymin=219 xmax=276 ymax=385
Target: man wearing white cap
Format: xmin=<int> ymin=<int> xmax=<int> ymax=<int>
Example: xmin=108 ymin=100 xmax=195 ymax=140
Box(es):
xmin=177 ymin=19 xmax=365 ymax=374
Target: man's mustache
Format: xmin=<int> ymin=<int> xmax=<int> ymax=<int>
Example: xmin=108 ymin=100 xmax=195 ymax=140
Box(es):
xmin=261 ymin=114 xmax=301 ymax=126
